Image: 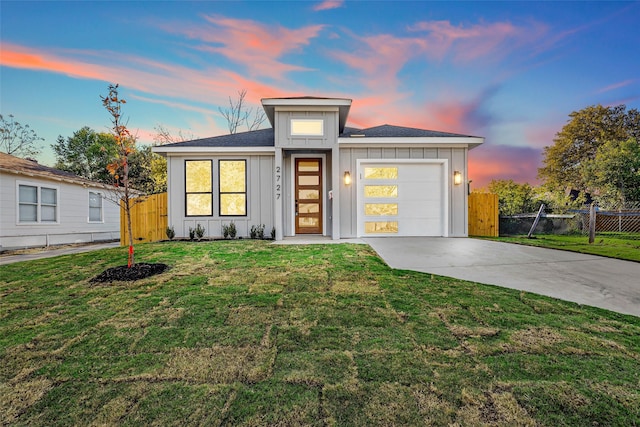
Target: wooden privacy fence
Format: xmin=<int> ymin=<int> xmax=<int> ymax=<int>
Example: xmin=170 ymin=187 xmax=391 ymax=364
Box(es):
xmin=468 ymin=193 xmax=499 ymax=237
xmin=120 ymin=193 xmax=168 ymax=246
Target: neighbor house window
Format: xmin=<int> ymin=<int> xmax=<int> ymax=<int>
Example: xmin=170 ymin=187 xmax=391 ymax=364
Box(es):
xmin=290 ymin=119 xmax=324 ymax=136
xmin=89 ymin=191 xmax=103 ymax=222
xmin=219 ymin=160 xmax=246 ymax=216
xmin=185 ymin=160 xmax=213 ymax=216
xmin=18 ymin=183 xmax=58 ymax=223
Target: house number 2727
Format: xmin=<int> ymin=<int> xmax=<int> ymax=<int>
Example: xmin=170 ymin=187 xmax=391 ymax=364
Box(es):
xmin=275 ymin=166 xmax=281 ymax=199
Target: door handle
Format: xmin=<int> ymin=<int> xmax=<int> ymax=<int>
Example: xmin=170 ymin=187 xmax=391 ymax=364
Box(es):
xmin=295 ymin=200 xmax=299 ymax=216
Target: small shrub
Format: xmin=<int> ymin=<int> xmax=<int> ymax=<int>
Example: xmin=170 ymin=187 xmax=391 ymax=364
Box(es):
xmin=188 ymin=227 xmax=196 ymax=241
xmin=271 ymin=226 xmax=276 ymax=240
xmin=250 ymin=224 xmax=265 ymax=239
xmin=222 ymin=222 xmax=237 ymax=239
xmin=165 ymin=226 xmax=175 ymax=240
xmin=195 ymin=223 xmax=205 ymax=241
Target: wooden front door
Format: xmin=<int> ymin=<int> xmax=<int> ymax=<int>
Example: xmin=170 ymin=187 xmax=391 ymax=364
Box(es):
xmin=295 ymin=158 xmax=323 ymax=234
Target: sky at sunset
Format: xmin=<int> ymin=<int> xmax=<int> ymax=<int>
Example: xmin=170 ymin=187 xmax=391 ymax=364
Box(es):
xmin=1 ymin=0 xmax=639 ymax=188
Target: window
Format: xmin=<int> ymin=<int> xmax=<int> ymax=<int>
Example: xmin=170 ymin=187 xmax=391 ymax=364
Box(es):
xmin=18 ymin=183 xmax=58 ymax=223
xmin=290 ymin=119 xmax=324 ymax=136
xmin=185 ymin=160 xmax=213 ymax=216
xmin=89 ymin=191 xmax=103 ymax=222
xmin=219 ymin=160 xmax=246 ymax=216
xmin=364 ymin=167 xmax=398 ymax=180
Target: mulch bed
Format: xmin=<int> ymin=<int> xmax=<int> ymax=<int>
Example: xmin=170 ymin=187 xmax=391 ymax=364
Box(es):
xmin=91 ymin=263 xmax=169 ymax=283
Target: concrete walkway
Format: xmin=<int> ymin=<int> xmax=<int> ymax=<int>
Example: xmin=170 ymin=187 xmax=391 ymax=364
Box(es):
xmin=0 ymin=242 xmax=120 ymax=265
xmin=365 ymin=237 xmax=640 ymax=318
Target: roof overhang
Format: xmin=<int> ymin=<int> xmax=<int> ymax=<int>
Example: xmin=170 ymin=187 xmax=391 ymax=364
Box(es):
xmin=261 ymin=97 xmax=352 ymax=133
xmin=152 ymin=146 xmax=276 ymax=157
xmin=338 ymin=136 xmax=485 ymax=149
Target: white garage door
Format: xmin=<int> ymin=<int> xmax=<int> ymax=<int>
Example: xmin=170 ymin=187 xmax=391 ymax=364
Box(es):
xmin=357 ymin=161 xmax=448 ymax=237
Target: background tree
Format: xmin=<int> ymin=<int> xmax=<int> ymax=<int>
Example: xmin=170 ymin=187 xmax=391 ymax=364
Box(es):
xmin=486 ymin=179 xmax=540 ymax=216
xmin=0 ymin=113 xmax=44 ymax=158
xmin=581 ymin=138 xmax=640 ymax=207
xmin=101 ymin=84 xmax=138 ymax=268
xmin=150 ymin=125 xmax=196 ymax=193
xmin=53 ymin=127 xmax=117 ymax=182
xmin=538 ymin=104 xmax=640 ymax=192
xmin=219 ymin=89 xmax=266 ymax=134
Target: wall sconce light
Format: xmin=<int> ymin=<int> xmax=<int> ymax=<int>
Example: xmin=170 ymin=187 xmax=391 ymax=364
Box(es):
xmin=453 ymin=171 xmax=462 ymax=185
xmin=344 ymin=171 xmax=352 ymax=185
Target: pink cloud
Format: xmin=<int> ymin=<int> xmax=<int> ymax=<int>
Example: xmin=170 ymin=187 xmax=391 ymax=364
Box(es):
xmin=313 ymin=0 xmax=344 ymax=11
xmin=597 ymin=79 xmax=637 ymax=94
xmin=469 ymin=144 xmax=542 ymax=189
xmin=160 ymin=15 xmax=324 ymax=80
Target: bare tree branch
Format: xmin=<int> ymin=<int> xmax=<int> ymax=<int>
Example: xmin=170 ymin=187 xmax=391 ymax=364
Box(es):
xmin=0 ymin=114 xmax=44 ymax=158
xmin=218 ymin=89 xmax=266 ymax=134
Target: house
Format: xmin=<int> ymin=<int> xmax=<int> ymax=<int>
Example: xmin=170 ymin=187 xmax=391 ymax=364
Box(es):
xmin=153 ymin=97 xmax=484 ymax=240
xmin=0 ymin=152 xmax=120 ymax=250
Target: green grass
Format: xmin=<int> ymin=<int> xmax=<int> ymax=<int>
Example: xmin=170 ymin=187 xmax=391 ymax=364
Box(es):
xmin=1 ymin=240 xmax=639 ymax=426
xmin=486 ymin=234 xmax=640 ymax=262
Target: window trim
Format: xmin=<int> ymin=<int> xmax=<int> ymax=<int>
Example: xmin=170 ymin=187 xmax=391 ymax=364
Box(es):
xmin=16 ymin=181 xmax=60 ymax=225
xmin=218 ymin=159 xmax=247 ymax=217
xmin=184 ymin=159 xmax=213 ymax=217
xmin=88 ymin=190 xmax=104 ymax=223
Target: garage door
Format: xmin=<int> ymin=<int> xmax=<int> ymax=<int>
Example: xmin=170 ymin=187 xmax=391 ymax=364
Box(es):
xmin=357 ymin=161 xmax=447 ymax=237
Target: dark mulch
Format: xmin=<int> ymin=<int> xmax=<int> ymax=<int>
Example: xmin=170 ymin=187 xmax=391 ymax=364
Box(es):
xmin=91 ymin=263 xmax=169 ymax=283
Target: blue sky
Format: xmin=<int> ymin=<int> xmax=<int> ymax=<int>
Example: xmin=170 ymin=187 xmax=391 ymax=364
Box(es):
xmin=2 ymin=0 xmax=639 ymax=187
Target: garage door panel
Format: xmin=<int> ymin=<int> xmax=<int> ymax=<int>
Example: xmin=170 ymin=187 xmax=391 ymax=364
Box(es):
xmin=359 ymin=161 xmax=446 ymax=237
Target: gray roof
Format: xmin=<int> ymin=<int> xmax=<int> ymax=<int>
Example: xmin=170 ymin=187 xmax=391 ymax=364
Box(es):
xmin=340 ymin=124 xmax=477 ymax=138
xmin=161 ymin=124 xmax=476 ymax=148
xmin=161 ymin=128 xmax=274 ymax=148
xmin=0 ymin=152 xmax=110 ymax=188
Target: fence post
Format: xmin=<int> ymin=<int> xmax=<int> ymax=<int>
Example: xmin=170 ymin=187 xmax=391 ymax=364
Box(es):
xmin=589 ymin=202 xmax=596 ymax=244
xmin=527 ymin=204 xmax=545 ymax=238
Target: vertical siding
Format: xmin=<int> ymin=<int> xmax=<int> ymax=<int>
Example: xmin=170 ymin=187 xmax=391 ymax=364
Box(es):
xmin=166 ymin=154 xmax=274 ymax=239
xmin=338 ymin=146 xmax=470 ymax=238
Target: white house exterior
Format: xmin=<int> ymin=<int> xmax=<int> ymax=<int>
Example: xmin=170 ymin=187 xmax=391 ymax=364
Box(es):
xmin=154 ymin=97 xmax=484 ymax=240
xmin=0 ymin=152 xmax=120 ymax=250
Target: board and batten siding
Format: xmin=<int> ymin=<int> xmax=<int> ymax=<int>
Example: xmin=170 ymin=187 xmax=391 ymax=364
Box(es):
xmin=274 ymin=110 xmax=339 ymax=149
xmin=0 ymin=172 xmax=120 ymax=250
xmin=166 ymin=154 xmax=275 ymax=239
xmin=338 ymin=146 xmax=469 ymax=238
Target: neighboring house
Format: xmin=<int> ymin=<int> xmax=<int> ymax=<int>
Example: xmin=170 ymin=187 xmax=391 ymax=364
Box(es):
xmin=0 ymin=152 xmax=120 ymax=250
xmin=153 ymin=97 xmax=484 ymax=240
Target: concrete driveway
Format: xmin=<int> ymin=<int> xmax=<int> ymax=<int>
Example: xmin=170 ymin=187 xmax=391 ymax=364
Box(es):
xmin=364 ymin=237 xmax=640 ymax=318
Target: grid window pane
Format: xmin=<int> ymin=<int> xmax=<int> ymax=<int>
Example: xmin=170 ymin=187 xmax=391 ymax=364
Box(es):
xmin=19 ymin=204 xmax=37 ymax=222
xmin=364 ymin=185 xmax=398 ymax=198
xmin=19 ymin=185 xmax=37 ymax=203
xmin=41 ymin=206 xmax=57 ymax=222
xmin=364 ymin=167 xmax=398 ymax=180
xmin=220 ymin=194 xmax=246 ymax=216
xmin=365 ymin=203 xmax=398 ymax=216
xmin=187 ymin=194 xmax=213 ymax=216
xmin=220 ymin=161 xmax=246 ymax=193
xmin=365 ymin=221 xmax=398 ymax=234
xmin=41 ymin=188 xmax=57 ymax=205
xmin=185 ymin=161 xmax=212 ymax=192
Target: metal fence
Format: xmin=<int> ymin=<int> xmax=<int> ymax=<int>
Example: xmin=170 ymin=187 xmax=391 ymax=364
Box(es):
xmin=500 ymin=201 xmax=640 ymax=240
xmin=577 ymin=201 xmax=640 ymax=239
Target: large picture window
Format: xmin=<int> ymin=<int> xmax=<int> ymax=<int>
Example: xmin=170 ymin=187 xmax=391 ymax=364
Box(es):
xmin=18 ymin=183 xmax=58 ymax=223
xmin=219 ymin=160 xmax=246 ymax=216
xmin=89 ymin=191 xmax=103 ymax=222
xmin=185 ymin=160 xmax=213 ymax=216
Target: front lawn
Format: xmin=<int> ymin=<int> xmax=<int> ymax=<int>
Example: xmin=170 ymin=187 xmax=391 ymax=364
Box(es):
xmin=486 ymin=234 xmax=640 ymax=262
xmin=1 ymin=241 xmax=639 ymax=426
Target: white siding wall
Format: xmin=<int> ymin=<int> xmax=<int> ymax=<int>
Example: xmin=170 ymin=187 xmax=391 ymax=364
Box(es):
xmin=0 ymin=172 xmax=120 ymax=250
